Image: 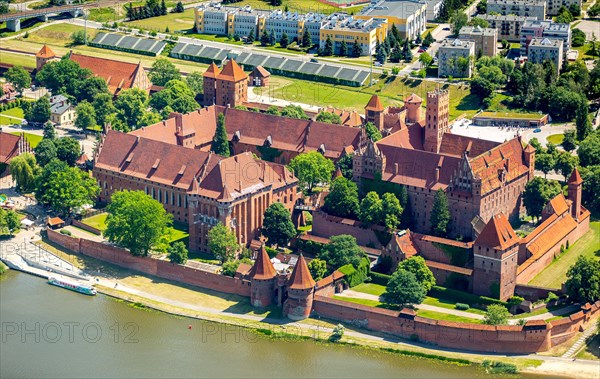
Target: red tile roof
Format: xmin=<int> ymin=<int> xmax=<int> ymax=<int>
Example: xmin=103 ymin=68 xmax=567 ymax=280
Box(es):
xmin=405 ymin=93 xmax=422 ymax=103
xmin=546 ymin=193 xmax=570 ymax=216
xmin=70 ymin=53 xmax=146 ymax=95
xmin=47 ymin=217 xmax=64 ymax=226
xmin=377 ymin=123 xmax=424 ymax=150
xmin=250 ymin=65 xmax=270 ymax=78
xmin=424 ymin=260 xmax=473 ymax=276
xmin=365 ymin=95 xmax=384 ymax=112
xmin=324 ymin=107 xmax=363 ymax=128
xmin=203 ymin=62 xmax=221 ymax=79
xmin=0 ymin=132 xmax=22 ymax=163
xmin=287 ymin=254 xmax=316 ymax=290
xmin=568 ymin=167 xmax=583 ymax=185
xmin=439 ymin=133 xmax=500 ymax=158
xmin=475 ymin=213 xmax=519 ymax=250
xmin=218 ymin=59 xmax=247 ymax=82
xmin=248 ymin=245 xmax=277 ymax=280
xmin=36 ymin=45 xmax=56 ymax=59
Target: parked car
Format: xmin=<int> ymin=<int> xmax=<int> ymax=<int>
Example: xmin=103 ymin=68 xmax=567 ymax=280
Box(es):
xmin=533 ymin=128 xmax=541 ymax=133
xmin=374 ymin=61 xmax=383 ymax=67
xmin=443 ymin=27 xmax=450 ymax=31
xmin=418 ymin=48 xmax=425 ymax=53
xmin=310 ymin=58 xmax=319 ymax=63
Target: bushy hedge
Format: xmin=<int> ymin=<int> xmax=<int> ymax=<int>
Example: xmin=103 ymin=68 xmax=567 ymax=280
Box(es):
xmin=370 ymin=271 xmax=392 ymax=286
xmin=59 ymin=229 xmax=72 ymax=236
xmin=296 ymin=239 xmax=325 ymax=256
xmin=338 ymin=257 xmax=370 ymax=288
xmin=0 ymin=100 xmax=21 ymax=112
xmin=482 ymin=360 xmax=517 ymax=374
xmin=430 ymin=286 xmax=507 ymax=309
xmin=455 ymin=303 xmax=470 ymax=310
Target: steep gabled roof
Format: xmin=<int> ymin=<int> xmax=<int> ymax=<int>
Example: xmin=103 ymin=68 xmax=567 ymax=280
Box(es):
xmin=287 ymin=254 xmax=316 ymax=290
xmin=218 ymin=59 xmax=247 ymax=82
xmin=203 ymin=62 xmax=221 ymax=79
xmin=250 ymin=65 xmax=270 ymax=78
xmin=36 ymin=44 xmax=56 ymax=59
xmin=568 ymin=167 xmax=583 ymax=185
xmin=248 ymin=245 xmax=277 ymax=280
xmin=365 ymin=94 xmax=384 ymax=112
xmin=0 ymin=132 xmax=22 ymax=163
xmin=475 ymin=213 xmax=519 ymax=250
xmin=405 ymin=93 xmax=422 ymax=103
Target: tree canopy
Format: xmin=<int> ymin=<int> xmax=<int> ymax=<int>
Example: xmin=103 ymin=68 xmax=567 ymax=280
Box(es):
xmin=9 ymin=153 xmax=40 ymax=192
xmin=565 ymin=256 xmax=600 ymax=303
xmin=483 ymin=304 xmax=510 ymax=325
xmin=34 ymin=139 xmax=57 ymax=167
xmin=359 ymin=191 xmax=383 ymax=226
xmin=318 ymin=234 xmax=363 ymax=269
xmin=262 ymin=202 xmax=296 ymax=247
xmin=523 ymin=177 xmax=562 ymax=221
xmin=384 ymin=268 xmax=426 ymax=305
xmin=308 ymin=258 xmax=327 ymax=281
xmin=398 ymin=256 xmax=435 ymax=292
xmin=207 ymin=222 xmax=239 ymax=263
xmin=315 ymin=111 xmax=342 ymax=124
xmin=289 ymin=151 xmax=334 ymax=192
xmin=75 ymin=100 xmax=97 ymax=131
xmin=323 ymin=176 xmax=359 ymax=218
xmin=149 ymin=58 xmax=181 ymax=86
xmin=0 ymin=208 xmax=20 ymax=236
xmin=211 ymin=113 xmax=230 ymax=157
xmin=104 ymin=190 xmax=172 ymax=256
xmin=55 ymin=137 xmax=82 ymax=166
xmin=5 ymin=66 xmax=31 ymax=94
xmin=430 ymin=189 xmax=450 ymax=237
xmin=113 ymin=88 xmax=149 ymax=131
xmin=168 ymin=241 xmax=188 ymax=264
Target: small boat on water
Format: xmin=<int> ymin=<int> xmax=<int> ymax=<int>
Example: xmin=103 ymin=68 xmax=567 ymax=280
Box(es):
xmin=48 ymin=277 xmax=96 ymax=296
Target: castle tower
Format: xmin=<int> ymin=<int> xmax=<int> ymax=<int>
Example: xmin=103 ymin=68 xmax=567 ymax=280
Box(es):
xmin=283 ymin=254 xmax=316 ymax=320
xmin=202 ymin=62 xmax=220 ymax=106
xmin=404 ymin=93 xmax=423 ymax=123
xmin=423 ymin=89 xmax=450 ymax=153
xmin=364 ymin=95 xmax=385 ymax=131
xmin=523 ymin=143 xmax=536 ymax=180
xmin=248 ymin=244 xmax=277 ymax=307
xmin=352 ymin=138 xmax=385 ymax=184
xmin=215 ymin=59 xmax=248 ymax=107
xmin=472 ymin=214 xmax=520 ymax=301
xmin=36 ymin=45 xmax=56 ymax=71
xmin=567 ymin=168 xmax=583 ymax=221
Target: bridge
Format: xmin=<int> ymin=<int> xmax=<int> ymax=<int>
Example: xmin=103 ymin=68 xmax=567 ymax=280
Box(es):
xmin=0 ymin=0 xmax=122 ymax=32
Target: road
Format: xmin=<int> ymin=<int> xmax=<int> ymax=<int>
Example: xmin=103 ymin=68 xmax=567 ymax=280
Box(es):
xmin=0 ymin=123 xmax=97 ymax=157
xmin=400 ymin=23 xmax=452 ymax=75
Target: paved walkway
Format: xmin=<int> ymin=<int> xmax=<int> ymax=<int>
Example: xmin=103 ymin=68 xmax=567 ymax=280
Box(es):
xmin=562 ymin=324 xmax=599 ymax=358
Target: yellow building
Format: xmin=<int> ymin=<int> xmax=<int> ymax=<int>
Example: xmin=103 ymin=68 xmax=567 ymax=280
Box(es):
xmin=356 ymin=0 xmax=427 ymax=40
xmin=319 ymin=16 xmax=388 ymax=56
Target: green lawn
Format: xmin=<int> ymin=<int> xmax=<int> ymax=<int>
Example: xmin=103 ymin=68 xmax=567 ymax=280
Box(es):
xmin=88 ymin=7 xmax=120 ymax=23
xmin=21 ymin=23 xmax=96 ymax=46
xmin=353 ymin=283 xmax=386 ymax=296
xmin=0 ymin=108 xmax=25 ymax=126
xmin=126 ymin=9 xmax=196 ymax=33
xmin=547 ymin=134 xmax=565 ymax=145
xmin=530 ymin=222 xmax=600 ymax=288
xmin=82 ymin=212 xmax=108 ymax=232
xmin=416 ymin=310 xmax=481 ymax=324
xmin=166 ymin=222 xmax=189 ymax=244
xmin=0 ymin=51 xmax=36 ymax=69
xmin=477 ymin=111 xmax=545 ymax=119
xmin=332 ymin=295 xmax=388 ymax=308
xmin=573 ymin=44 xmax=599 ymax=61
xmin=217 ymin=0 xmax=355 ymax=15
xmin=575 ymin=334 xmax=599 ymax=360
xmin=9 ymin=132 xmax=42 ymax=148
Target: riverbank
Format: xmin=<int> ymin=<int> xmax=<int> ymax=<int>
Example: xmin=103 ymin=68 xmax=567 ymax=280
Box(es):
xmin=0 ymin=261 xmax=7 ymax=275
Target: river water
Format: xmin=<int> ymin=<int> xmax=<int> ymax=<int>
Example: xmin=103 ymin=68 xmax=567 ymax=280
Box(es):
xmin=1 ymin=271 xmax=549 ymax=378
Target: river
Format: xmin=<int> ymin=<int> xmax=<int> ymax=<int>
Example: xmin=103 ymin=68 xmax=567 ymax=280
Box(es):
xmin=0 ymin=271 xmax=549 ymax=378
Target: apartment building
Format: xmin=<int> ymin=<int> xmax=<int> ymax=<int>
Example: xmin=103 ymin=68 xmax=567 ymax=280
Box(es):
xmin=476 ymin=14 xmax=537 ymax=41
xmin=487 ymin=0 xmax=546 ymax=20
xmin=437 ymin=39 xmax=475 ymax=78
xmin=458 ymin=26 xmax=498 ymax=57
xmin=356 ymin=0 xmax=427 ymax=40
xmin=426 ymin=0 xmax=444 ymax=21
xmin=546 ymin=0 xmax=581 ymax=15
xmin=527 ymin=37 xmax=563 ymax=71
xmin=520 ymin=20 xmax=570 ymax=55
xmin=319 ymin=16 xmax=388 ymax=56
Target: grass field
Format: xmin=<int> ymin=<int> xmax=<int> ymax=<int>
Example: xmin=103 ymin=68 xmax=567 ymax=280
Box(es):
xmin=477 ymin=111 xmax=545 ymax=119
xmin=0 ymin=51 xmax=36 ymax=69
xmin=126 ymin=9 xmax=196 ymax=33
xmin=0 ymin=108 xmax=24 ymax=126
xmin=575 ymin=334 xmax=599 ymax=360
xmin=82 ymin=212 xmax=108 ymax=231
xmin=88 ymin=7 xmax=120 ymax=23
xmin=416 ymin=310 xmax=481 ymax=323
xmin=546 ymin=134 xmax=565 ymax=145
xmin=9 ymin=132 xmax=42 ymax=147
xmin=19 ymin=23 xmax=96 ymax=46
xmin=529 ymin=222 xmax=600 ymax=288
xmin=218 ymin=0 xmax=363 ymax=15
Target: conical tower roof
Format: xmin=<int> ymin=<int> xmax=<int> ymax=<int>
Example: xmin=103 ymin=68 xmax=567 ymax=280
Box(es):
xmin=568 ymin=167 xmax=583 ymax=185
xmin=475 ymin=214 xmax=519 ymax=250
xmin=36 ymin=44 xmax=56 ymax=59
xmin=248 ymin=244 xmax=276 ymax=280
xmin=365 ymin=94 xmax=384 ymax=112
xmin=287 ymin=254 xmax=315 ymax=290
xmin=218 ymin=59 xmax=247 ymax=82
xmin=203 ymin=62 xmax=221 ymax=79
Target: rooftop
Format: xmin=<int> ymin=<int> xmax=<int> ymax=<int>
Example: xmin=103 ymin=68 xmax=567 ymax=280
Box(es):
xmin=475 ymin=213 xmax=520 ymax=250
xmin=359 ymin=0 xmax=427 ymax=19
xmin=322 ymin=16 xmax=387 ymax=32
xmin=439 ymin=38 xmax=474 ymax=49
xmin=69 ymin=53 xmax=145 ymax=96
xmin=458 ymin=26 xmax=497 ymax=36
xmin=529 ymin=38 xmax=563 ymax=47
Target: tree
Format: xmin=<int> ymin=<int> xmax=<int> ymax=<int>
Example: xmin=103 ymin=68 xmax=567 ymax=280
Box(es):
xmin=246 ymin=30 xmax=255 ymax=43
xmin=422 ymin=32 xmax=434 ymax=48
xmin=336 ymin=153 xmax=353 ymax=180
xmin=376 ymin=45 xmax=387 ymax=64
xmin=25 ymin=96 xmax=51 ymax=124
xmin=34 ymin=139 xmax=57 ymax=167
xmin=561 ymin=130 xmax=577 ymax=152
xmin=319 ymin=234 xmax=363 ymax=269
xmin=42 ymin=121 xmax=56 ymax=140
xmin=168 ymin=241 xmax=188 ymax=264
xmin=260 ymin=30 xmax=270 ymax=47
xmin=55 ymin=137 xmax=81 ymax=166
xmin=580 ymin=165 xmax=600 ymax=215
xmin=576 ymin=98 xmax=592 ymax=141
xmin=364 ymin=122 xmax=382 ymax=142
xmin=352 ymin=40 xmax=362 ymax=57
xmin=308 ymin=258 xmax=327 ymax=281
xmin=384 ymin=268 xmax=426 ymax=305
xmin=430 ymin=189 xmax=450 ymax=237
xmin=450 ymin=11 xmax=468 ymax=36
xmin=35 ymin=159 xmax=99 ymax=215
xmin=302 ymin=29 xmax=312 ymax=48
xmin=265 ymin=105 xmax=280 ymax=115
xmin=323 ymin=37 xmax=333 ymax=56
xmin=185 ymin=72 xmax=204 ymax=98
xmin=9 ymin=153 xmax=39 ymax=192
xmin=578 ymin=132 xmax=600 ymax=167
xmin=469 ymin=17 xmax=490 ymax=28
xmin=535 ymin=153 xmax=555 ymax=178
xmin=381 ymin=193 xmax=403 ymax=230
xmin=289 ymin=151 xmax=335 ymax=192
xmin=36 ymin=58 xmax=90 ymax=95
xmin=339 ymin=40 xmax=348 ymax=57
xmin=74 ymin=100 xmax=96 ymax=131
xmin=280 ymin=104 xmax=309 ymax=119
xmin=269 ymin=30 xmax=276 ymax=46
xmin=419 ymin=52 xmax=433 ymax=68
xmin=555 ymin=6 xmax=574 ymax=23
xmin=572 ymin=28 xmax=586 ymax=48
xmin=280 ymin=32 xmax=289 ymax=48
xmin=398 ymin=256 xmax=435 ymax=292
xmin=315 ymin=111 xmax=342 ymax=124
xmin=5 ymin=66 xmax=31 ymax=94
xmin=359 ymin=191 xmax=383 ymax=226
xmin=0 ymin=208 xmax=21 ymax=235
xmin=114 ymin=88 xmax=148 ymax=130
xmin=211 ymin=113 xmax=230 ymax=157
xmin=207 ymin=222 xmax=239 ymax=263
xmin=470 ymin=76 xmax=495 ymax=100
xmin=323 ymin=176 xmax=359 ymax=218
xmin=483 ymin=304 xmax=510 ymax=325
xmin=92 ymin=93 xmax=115 ymax=127
xmin=555 ymin=151 xmax=578 ymax=181
xmin=149 ymin=58 xmax=181 ymax=86
xmin=104 ymin=190 xmax=172 ymax=256
xmin=262 ymin=203 xmax=296 ymax=247
xmin=523 ymin=177 xmax=562 ymax=221
xmin=174 ymin=1 xmax=184 ymax=12
xmin=401 ymin=39 xmax=412 ymax=62
xmin=71 ymin=30 xmax=88 ymax=45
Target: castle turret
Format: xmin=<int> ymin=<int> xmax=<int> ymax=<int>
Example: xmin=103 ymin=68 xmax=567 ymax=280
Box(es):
xmin=365 ymin=95 xmax=384 ymax=131
xmin=202 ymin=62 xmax=220 ymax=106
xmin=36 ymin=44 xmax=56 ymax=71
xmin=423 ymin=89 xmax=449 ymax=153
xmin=283 ymin=254 xmax=316 ymax=320
xmin=248 ymin=245 xmax=277 ymax=307
xmin=472 ymin=214 xmax=520 ymax=301
xmin=567 ymin=168 xmax=583 ymax=221
xmin=404 ymin=93 xmax=423 ymax=123
xmin=523 ymin=143 xmax=536 ymax=180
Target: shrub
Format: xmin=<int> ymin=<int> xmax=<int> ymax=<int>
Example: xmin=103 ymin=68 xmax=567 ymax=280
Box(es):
xmin=507 ymin=296 xmax=524 ymax=307
xmin=482 ymin=360 xmax=517 ymax=374
xmin=546 ymin=292 xmax=559 ymax=303
xmin=455 ymin=303 xmax=470 ymax=310
xmin=329 ymin=324 xmax=345 ymax=341
xmin=265 ymin=246 xmax=278 ymax=259
xmin=338 ymin=257 xmax=370 ymax=287
xmin=59 ymin=229 xmax=72 ymax=236
xmin=370 ymin=271 xmax=392 ymax=286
